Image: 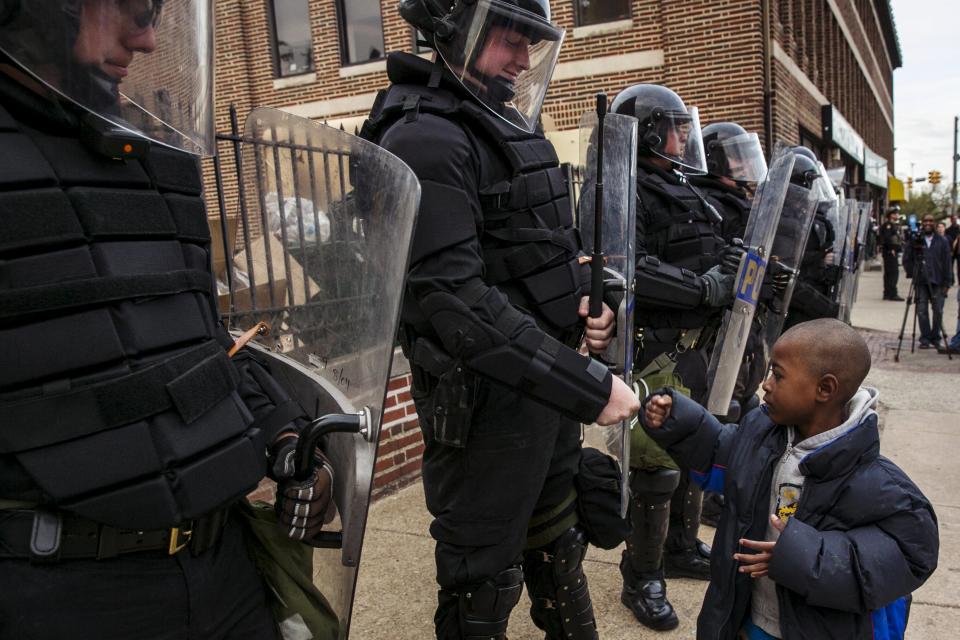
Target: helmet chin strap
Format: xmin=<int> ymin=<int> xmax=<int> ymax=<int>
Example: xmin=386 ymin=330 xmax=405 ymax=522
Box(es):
xmin=62 ymin=64 xmax=121 ymax=115
xmin=462 ymin=66 xmax=517 ymax=104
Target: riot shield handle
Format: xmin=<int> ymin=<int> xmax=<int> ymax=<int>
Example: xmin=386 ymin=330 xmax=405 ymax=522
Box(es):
xmin=589 ymin=93 xmax=607 ymax=319
xmin=292 ymin=408 xmax=372 ymax=550
xmin=294 ymin=409 xmax=371 ymax=481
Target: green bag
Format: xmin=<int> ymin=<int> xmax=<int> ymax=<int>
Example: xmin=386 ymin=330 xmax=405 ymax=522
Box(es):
xmin=235 ymin=500 xmax=340 ymax=640
xmin=629 ymin=370 xmax=690 ymax=471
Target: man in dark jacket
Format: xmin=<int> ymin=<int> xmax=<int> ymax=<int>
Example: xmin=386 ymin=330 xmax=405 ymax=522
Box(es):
xmin=903 ymin=214 xmax=954 ymax=348
xmin=639 ymin=318 xmax=938 ymax=640
xmin=879 ymin=209 xmax=904 ymax=300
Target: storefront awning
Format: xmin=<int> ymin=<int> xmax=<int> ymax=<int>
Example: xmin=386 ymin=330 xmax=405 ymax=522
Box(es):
xmin=888 ymin=175 xmax=907 ymax=202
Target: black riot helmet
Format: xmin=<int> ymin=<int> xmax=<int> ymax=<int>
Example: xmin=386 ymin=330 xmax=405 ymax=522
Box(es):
xmin=0 ymin=0 xmax=215 ymax=156
xmin=610 ymin=84 xmax=707 ymax=174
xmin=701 ymin=121 xmax=767 ymax=184
xmin=789 ymin=149 xmax=822 ymax=190
xmin=399 ymin=0 xmax=564 ymax=133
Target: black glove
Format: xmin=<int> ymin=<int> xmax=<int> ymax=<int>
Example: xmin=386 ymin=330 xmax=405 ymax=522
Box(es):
xmin=699 ymin=265 xmax=735 ymax=307
xmin=269 ymin=433 xmax=335 ymax=542
xmin=720 ymin=239 xmax=746 ymax=275
xmin=759 ymin=261 xmax=794 ymax=313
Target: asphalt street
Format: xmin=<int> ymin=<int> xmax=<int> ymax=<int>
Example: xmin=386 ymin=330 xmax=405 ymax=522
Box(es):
xmin=351 ymin=265 xmax=960 ymax=639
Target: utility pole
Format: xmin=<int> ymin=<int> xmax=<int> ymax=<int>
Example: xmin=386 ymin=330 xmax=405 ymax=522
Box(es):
xmin=952 ymin=115 xmax=958 ymax=217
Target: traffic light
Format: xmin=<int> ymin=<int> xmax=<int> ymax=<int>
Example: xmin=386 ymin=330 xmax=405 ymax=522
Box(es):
xmin=928 ymin=170 xmax=942 ymax=185
xmin=907 ymin=177 xmax=913 ymax=190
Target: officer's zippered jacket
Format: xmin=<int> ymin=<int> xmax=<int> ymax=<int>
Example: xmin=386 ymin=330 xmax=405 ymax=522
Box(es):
xmin=640 ymin=390 xmax=938 ymax=640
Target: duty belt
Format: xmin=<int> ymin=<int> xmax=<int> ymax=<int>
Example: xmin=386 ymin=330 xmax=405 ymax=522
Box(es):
xmin=0 ymin=507 xmax=229 ymax=562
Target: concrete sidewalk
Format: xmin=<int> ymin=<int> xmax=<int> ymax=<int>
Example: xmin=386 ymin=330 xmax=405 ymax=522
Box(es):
xmin=352 ymin=268 xmax=959 ymax=638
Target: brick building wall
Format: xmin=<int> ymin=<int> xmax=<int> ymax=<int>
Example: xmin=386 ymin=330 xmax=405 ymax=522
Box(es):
xmin=207 ymin=0 xmax=900 ymax=499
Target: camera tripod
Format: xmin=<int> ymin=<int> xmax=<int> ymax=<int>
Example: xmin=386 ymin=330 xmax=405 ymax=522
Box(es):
xmin=895 ymin=246 xmax=952 ymax=362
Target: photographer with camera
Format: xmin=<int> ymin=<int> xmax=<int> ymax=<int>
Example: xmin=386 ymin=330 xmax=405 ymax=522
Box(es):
xmin=903 ymin=214 xmax=954 ymax=349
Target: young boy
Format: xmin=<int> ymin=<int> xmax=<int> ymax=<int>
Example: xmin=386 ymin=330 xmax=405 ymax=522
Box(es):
xmin=639 ymin=318 xmax=939 ymax=640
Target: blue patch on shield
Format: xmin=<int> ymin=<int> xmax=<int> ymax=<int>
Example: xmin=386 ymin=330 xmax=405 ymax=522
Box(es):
xmin=734 ymin=252 xmax=767 ymax=305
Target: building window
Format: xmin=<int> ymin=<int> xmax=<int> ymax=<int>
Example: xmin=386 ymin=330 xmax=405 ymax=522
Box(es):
xmin=574 ymin=0 xmax=631 ymax=26
xmin=337 ymin=0 xmax=385 ymax=65
xmin=270 ymin=0 xmax=314 ymax=77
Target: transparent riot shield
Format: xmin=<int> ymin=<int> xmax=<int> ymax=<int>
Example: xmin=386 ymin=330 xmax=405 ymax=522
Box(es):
xmin=759 ymin=182 xmax=819 ymax=355
xmin=226 ymin=108 xmax=419 ymax=638
xmin=848 ymin=201 xmax=873 ymax=311
xmin=829 ymin=192 xmax=850 ymax=307
xmin=578 ymin=110 xmax=637 ymax=516
xmin=837 ymin=200 xmax=861 ymax=323
xmin=705 ymin=148 xmax=795 ymax=416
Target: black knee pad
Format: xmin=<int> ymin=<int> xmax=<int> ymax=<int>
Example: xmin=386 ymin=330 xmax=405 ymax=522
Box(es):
xmin=630 ymin=468 xmax=681 ymax=505
xmin=524 ymin=526 xmax=598 ymax=640
xmin=450 ymin=566 xmax=523 ymax=640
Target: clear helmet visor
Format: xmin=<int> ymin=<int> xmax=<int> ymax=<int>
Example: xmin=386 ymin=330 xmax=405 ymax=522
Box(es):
xmin=649 ymin=106 xmax=707 ymax=174
xmin=435 ymin=0 xmax=563 ymax=133
xmin=0 ymin=0 xmax=214 ymax=156
xmin=716 ymin=132 xmax=767 ymax=183
xmin=815 ymin=161 xmax=837 ymax=204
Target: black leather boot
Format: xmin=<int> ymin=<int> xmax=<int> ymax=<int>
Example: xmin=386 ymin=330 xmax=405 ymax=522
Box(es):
xmin=620 ymin=469 xmax=680 ymax=631
xmin=664 ymin=476 xmax=711 ymax=580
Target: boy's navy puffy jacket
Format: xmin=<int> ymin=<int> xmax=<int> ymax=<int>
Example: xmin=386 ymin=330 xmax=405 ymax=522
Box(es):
xmin=642 ymin=390 xmax=939 ymax=640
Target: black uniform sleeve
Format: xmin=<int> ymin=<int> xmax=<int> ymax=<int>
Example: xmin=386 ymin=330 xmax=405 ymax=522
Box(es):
xmin=633 ymin=192 xmax=707 ymax=311
xmin=381 ymin=114 xmax=611 ymax=423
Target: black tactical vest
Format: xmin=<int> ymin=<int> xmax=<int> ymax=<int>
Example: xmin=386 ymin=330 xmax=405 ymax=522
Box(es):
xmin=0 ymin=100 xmax=266 ymax=529
xmin=637 ymin=163 xmax=723 ymax=275
xmin=363 ymin=78 xmax=584 ymax=341
xmin=689 ymin=176 xmax=751 ymax=243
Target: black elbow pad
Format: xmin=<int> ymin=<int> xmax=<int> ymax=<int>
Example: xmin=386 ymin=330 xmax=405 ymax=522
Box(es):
xmin=634 ymin=256 xmax=705 ymax=310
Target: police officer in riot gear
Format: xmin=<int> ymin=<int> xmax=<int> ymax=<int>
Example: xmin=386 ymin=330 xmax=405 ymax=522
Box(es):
xmin=880 ymin=208 xmax=905 ymax=300
xmin=783 ymin=149 xmax=841 ymax=329
xmin=689 ymin=121 xmax=768 ymax=415
xmin=689 ymin=122 xmax=767 ymax=244
xmin=361 ymin=2 xmax=638 ymax=638
xmin=686 ymin=121 xmax=767 ymax=527
xmin=611 ymin=84 xmax=736 ymax=630
xmin=0 ymin=1 xmax=333 ymax=637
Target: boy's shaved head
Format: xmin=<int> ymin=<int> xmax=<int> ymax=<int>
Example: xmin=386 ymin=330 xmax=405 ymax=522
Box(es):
xmin=777 ymin=319 xmax=871 ymax=399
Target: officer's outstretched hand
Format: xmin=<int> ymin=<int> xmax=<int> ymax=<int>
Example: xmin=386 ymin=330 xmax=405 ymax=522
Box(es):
xmin=644 ymin=394 xmax=673 ymax=428
xmin=269 ymin=432 xmax=335 ymax=542
xmin=595 ymin=376 xmax=640 ymax=426
xmin=578 ymin=296 xmax=615 ymax=354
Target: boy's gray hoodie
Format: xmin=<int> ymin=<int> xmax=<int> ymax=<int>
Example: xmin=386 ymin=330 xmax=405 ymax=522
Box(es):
xmin=750 ymin=386 xmax=879 ymax=637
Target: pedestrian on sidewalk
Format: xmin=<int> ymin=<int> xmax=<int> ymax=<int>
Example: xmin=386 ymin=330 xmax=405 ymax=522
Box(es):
xmin=903 ymin=214 xmax=954 ymax=349
xmin=879 ymin=209 xmax=904 ymax=300
xmin=637 ymin=318 xmax=939 ymax=640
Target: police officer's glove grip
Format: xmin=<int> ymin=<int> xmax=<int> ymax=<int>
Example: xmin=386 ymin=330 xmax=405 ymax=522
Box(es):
xmin=271 ymin=417 xmax=359 ymax=545
xmin=270 ymin=432 xmax=336 ymax=543
xmin=720 ymin=239 xmax=746 ymax=276
xmin=699 ymin=265 xmax=735 ymax=308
